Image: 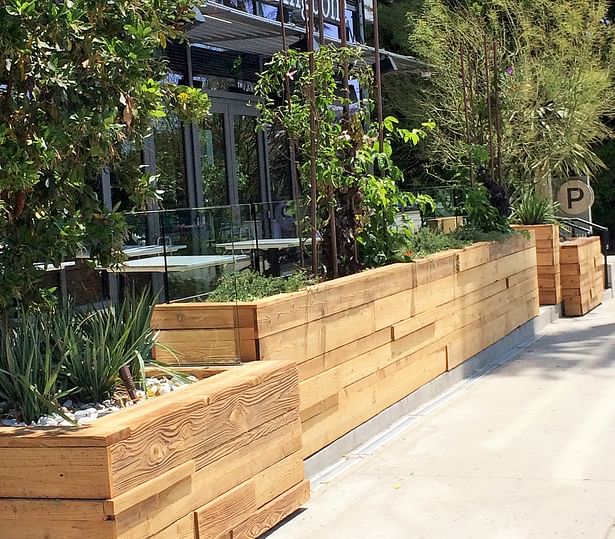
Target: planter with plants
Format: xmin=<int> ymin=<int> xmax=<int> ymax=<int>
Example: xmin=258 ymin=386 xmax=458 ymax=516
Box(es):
xmin=0 ymin=358 xmax=306 ymax=539
xmin=0 ymin=293 xmax=192 ymax=428
xmin=154 ymin=231 xmax=540 ymax=457
xmin=0 ymin=292 xmax=307 ymax=538
xmin=510 ymin=188 xmax=562 ymax=305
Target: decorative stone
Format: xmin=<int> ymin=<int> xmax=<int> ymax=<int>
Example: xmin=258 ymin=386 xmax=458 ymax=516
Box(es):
xmin=159 ymin=383 xmax=172 ymax=395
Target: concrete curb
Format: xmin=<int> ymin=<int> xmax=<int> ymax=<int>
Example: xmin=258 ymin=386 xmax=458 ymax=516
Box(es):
xmin=305 ymin=304 xmax=561 ymax=479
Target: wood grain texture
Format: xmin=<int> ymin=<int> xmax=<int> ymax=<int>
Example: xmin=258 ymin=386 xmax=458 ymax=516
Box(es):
xmin=0 ymin=499 xmax=107 ymax=521
xmin=0 ymin=519 xmax=116 ymax=539
xmin=561 ymin=237 xmax=603 ymax=316
xmin=0 ymin=361 xmax=304 ymax=539
xmin=108 ymin=362 xmax=299 ymax=496
xmin=195 ymin=479 xmax=256 ymax=539
xmin=0 ymin=446 xmax=111 ymax=499
xmin=147 ymin=514 xmax=195 ymax=539
xmin=104 ymin=460 xmax=196 ymax=516
xmin=231 ymin=480 xmax=310 ymax=539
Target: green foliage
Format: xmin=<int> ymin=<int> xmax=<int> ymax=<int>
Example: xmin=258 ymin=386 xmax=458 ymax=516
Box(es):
xmin=61 ymin=291 xmax=158 ymax=402
xmin=207 ymin=271 xmax=313 ymax=302
xmin=462 ymin=184 xmax=510 ymax=233
xmin=409 ymin=0 xmax=615 ymax=191
xmin=451 ymin=225 xmax=513 ymax=244
xmin=0 ymin=311 xmax=72 ymax=424
xmin=400 ymin=227 xmax=469 ymax=260
xmin=0 ymin=291 xmax=159 ymax=420
xmin=0 ymin=0 xmax=210 ymax=310
xmin=256 ymin=46 xmax=434 ymax=272
xmin=510 ymin=188 xmax=559 ymax=225
xmin=355 ymin=119 xmax=436 ymax=267
xmin=593 ymin=140 xmax=615 ymax=253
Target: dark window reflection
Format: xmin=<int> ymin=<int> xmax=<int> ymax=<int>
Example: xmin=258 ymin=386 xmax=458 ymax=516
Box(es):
xmin=234 ymin=115 xmax=262 ymax=204
xmin=153 ymin=116 xmax=188 ymax=209
xmin=266 ymin=127 xmax=293 ymax=201
xmin=200 ymin=113 xmax=230 ymax=206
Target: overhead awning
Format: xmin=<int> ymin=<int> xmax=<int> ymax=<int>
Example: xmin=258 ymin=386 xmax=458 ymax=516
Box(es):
xmin=188 ymin=3 xmax=430 ymax=74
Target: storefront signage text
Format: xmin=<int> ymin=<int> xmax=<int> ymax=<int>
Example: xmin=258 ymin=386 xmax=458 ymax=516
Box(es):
xmin=283 ymin=0 xmax=341 ymax=23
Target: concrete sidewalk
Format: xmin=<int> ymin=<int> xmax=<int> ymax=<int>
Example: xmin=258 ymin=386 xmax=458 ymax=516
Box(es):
xmin=269 ymin=299 xmax=615 ymax=539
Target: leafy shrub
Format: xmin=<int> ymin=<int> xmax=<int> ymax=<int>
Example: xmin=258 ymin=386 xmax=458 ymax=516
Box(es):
xmin=208 ymin=271 xmax=313 ymax=302
xmin=0 ymin=312 xmax=72 ymax=424
xmin=463 ymin=184 xmax=510 ymax=233
xmin=398 ymin=227 xmax=470 ymax=260
xmin=451 ymin=226 xmax=515 ymax=244
xmin=510 ymin=188 xmax=559 ymax=225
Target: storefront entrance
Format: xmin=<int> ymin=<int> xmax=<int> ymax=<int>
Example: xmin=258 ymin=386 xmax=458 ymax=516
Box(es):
xmin=200 ymin=92 xmax=269 ymax=208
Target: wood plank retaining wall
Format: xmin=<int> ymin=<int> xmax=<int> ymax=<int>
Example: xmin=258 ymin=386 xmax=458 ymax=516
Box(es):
xmin=512 ymin=224 xmax=561 ymax=305
xmin=154 ymin=234 xmax=540 ymax=457
xmin=560 ymin=237 xmax=604 ymax=316
xmin=0 ymin=361 xmax=307 ymax=539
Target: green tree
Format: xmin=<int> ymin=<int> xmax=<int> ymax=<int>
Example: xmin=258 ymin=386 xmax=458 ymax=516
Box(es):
xmin=0 ymin=0 xmax=209 ymax=309
xmin=255 ymin=46 xmax=433 ymax=273
xmin=409 ymin=0 xmax=615 ymax=194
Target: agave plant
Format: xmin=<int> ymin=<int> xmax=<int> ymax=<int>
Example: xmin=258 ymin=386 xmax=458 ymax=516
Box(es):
xmin=62 ymin=290 xmax=158 ymax=402
xmin=510 ymin=188 xmax=560 ymax=225
xmin=0 ymin=311 xmax=74 ymax=424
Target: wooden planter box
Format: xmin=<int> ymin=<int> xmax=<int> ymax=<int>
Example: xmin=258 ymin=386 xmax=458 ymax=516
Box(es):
xmin=154 ymin=235 xmax=539 ymax=458
xmin=426 ymin=216 xmax=464 ymax=233
xmin=560 ymin=237 xmax=604 ymax=316
xmin=0 ymin=361 xmax=308 ymax=539
xmin=512 ymin=224 xmax=561 ymax=305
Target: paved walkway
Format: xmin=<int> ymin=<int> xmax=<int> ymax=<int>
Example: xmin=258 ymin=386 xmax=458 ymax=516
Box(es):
xmin=270 ymin=299 xmax=615 ymax=539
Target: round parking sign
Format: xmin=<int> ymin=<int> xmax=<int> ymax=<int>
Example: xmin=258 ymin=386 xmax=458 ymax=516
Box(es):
xmin=557 ymin=180 xmax=595 ymax=215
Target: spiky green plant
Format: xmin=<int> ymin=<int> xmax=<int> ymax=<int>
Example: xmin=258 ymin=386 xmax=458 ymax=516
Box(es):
xmin=62 ymin=290 xmax=159 ymax=402
xmin=0 ymin=312 xmax=74 ymax=424
xmin=510 ymin=189 xmax=559 ymax=225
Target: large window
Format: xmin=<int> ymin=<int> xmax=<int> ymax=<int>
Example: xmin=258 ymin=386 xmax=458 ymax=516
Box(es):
xmin=200 ymin=112 xmax=230 ymax=206
xmin=153 ymin=116 xmax=189 ymax=209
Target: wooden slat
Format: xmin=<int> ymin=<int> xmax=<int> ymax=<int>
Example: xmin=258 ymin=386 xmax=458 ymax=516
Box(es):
xmin=0 ymin=446 xmax=111 ymax=499
xmin=152 ymin=304 xmax=257 ymax=330
xmin=456 ymin=242 xmax=491 ymax=272
xmin=0 ymin=519 xmax=116 ymax=539
xmin=414 ymin=250 xmax=458 ymax=286
xmin=104 ymin=460 xmax=196 ymax=516
xmin=232 ymin=480 xmax=310 ymax=539
xmin=195 ymin=479 xmax=256 ymax=539
xmin=258 ymin=302 xmax=376 ymax=363
xmin=108 ymin=362 xmax=299 ymax=497
xmin=0 ymin=499 xmax=107 ymax=521
xmin=147 ymin=514 xmax=195 ymax=539
xmin=296 ymin=327 xmax=391 ymax=383
xmin=114 ymin=417 xmax=302 ymax=539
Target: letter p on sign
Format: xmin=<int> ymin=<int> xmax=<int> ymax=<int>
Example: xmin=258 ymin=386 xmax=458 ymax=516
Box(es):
xmin=557 ymin=180 xmax=595 ymax=216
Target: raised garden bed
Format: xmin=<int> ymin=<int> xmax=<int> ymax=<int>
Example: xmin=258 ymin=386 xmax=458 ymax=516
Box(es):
xmin=154 ymin=234 xmax=540 ymax=458
xmin=0 ymin=361 xmax=308 ymax=539
xmin=560 ymin=237 xmax=604 ymax=316
xmin=512 ymin=224 xmax=561 ymax=305
xmin=425 ymin=216 xmax=464 ymax=233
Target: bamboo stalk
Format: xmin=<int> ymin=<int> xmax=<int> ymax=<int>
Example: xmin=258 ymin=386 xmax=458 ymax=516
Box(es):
xmin=492 ymin=40 xmax=503 ymax=185
xmin=459 ymin=44 xmax=474 ymax=183
xmin=483 ymin=34 xmax=495 ymax=182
